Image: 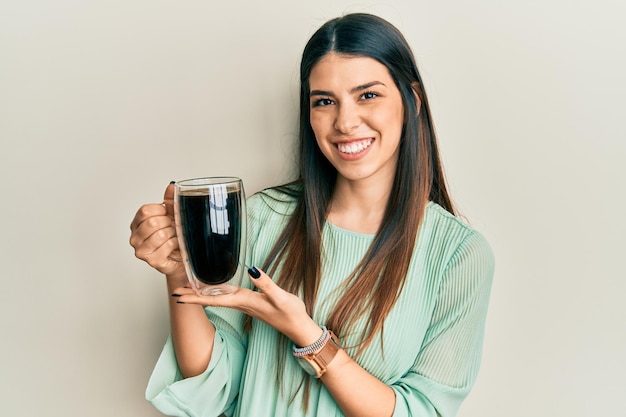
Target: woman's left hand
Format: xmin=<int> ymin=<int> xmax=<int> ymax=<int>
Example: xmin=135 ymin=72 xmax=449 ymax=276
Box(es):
xmin=171 ymin=267 xmax=324 ymax=347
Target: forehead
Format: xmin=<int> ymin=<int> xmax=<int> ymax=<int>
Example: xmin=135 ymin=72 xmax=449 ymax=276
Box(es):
xmin=308 ymin=53 xmax=394 ymax=89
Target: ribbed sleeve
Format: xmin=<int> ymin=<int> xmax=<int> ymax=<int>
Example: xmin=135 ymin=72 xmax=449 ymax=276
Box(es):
xmin=392 ymin=230 xmax=495 ymax=417
xmin=146 ymin=316 xmax=247 ymax=417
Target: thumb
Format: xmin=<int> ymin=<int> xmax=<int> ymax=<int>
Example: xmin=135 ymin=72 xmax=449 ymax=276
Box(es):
xmin=163 ymin=181 xmax=175 ymax=218
xmin=247 ymin=266 xmax=275 ymax=293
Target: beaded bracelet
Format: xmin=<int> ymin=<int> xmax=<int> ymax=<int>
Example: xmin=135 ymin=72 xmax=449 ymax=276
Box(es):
xmin=292 ymin=326 xmax=330 ymax=357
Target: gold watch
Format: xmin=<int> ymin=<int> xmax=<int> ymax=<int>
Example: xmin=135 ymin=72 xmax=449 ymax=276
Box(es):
xmin=293 ymin=330 xmax=341 ymax=378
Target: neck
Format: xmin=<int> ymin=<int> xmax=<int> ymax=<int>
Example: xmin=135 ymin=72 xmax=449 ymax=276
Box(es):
xmin=327 ymin=175 xmax=393 ymax=234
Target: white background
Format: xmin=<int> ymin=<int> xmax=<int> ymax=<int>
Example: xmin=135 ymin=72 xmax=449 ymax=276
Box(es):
xmin=1 ymin=1 xmax=624 ymax=416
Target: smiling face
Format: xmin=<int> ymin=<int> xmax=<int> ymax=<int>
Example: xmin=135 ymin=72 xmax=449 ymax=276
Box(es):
xmin=308 ymin=53 xmax=405 ymax=187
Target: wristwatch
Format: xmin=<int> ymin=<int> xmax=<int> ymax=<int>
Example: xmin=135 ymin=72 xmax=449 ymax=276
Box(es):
xmin=293 ymin=329 xmax=341 ymax=378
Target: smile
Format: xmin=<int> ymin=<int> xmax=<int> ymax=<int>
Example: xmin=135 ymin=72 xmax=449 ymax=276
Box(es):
xmin=336 ymin=138 xmax=374 ymax=154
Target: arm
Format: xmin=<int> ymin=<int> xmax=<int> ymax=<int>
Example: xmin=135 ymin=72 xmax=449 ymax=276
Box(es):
xmin=321 ymin=349 xmax=396 ymax=417
xmin=167 ymin=273 xmax=217 ymax=378
xmin=391 ymin=231 xmax=495 ymax=417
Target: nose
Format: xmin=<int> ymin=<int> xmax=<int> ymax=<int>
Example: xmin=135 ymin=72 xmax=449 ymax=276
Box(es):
xmin=333 ymin=101 xmax=361 ymax=133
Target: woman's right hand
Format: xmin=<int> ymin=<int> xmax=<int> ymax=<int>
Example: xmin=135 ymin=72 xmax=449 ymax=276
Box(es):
xmin=129 ymin=182 xmax=186 ymax=278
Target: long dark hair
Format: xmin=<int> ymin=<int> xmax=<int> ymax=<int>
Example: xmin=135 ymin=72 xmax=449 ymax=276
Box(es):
xmin=261 ymin=11 xmax=455 ymax=401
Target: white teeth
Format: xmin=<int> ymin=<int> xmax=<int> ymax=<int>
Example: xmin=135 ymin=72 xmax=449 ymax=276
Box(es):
xmin=337 ymin=139 xmax=373 ymax=154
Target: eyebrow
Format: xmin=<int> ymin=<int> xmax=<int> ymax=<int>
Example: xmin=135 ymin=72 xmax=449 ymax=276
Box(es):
xmin=310 ymin=81 xmax=386 ymax=97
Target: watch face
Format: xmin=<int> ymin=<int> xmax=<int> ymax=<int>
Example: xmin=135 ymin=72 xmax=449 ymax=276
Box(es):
xmin=296 ymin=356 xmax=320 ymax=377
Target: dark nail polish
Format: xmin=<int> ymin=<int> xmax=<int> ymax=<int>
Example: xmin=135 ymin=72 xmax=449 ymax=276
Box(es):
xmin=248 ymin=266 xmax=261 ymax=279
xmin=176 ymin=300 xmax=186 ymax=304
xmin=169 ymin=180 xmax=176 ymax=184
xmin=171 ymin=293 xmax=181 ymax=297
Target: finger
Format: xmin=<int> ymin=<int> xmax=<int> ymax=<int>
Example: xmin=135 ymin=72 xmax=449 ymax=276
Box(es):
xmin=163 ymin=182 xmax=175 ymax=219
xmin=140 ymin=236 xmax=182 ymax=274
xmin=130 ymin=215 xmax=174 ymax=249
xmin=134 ymin=226 xmax=177 ymax=260
xmin=244 ymin=267 xmax=301 ymax=317
xmin=176 ymin=286 xmax=257 ymax=308
xmin=247 ymin=267 xmax=277 ymax=294
xmin=171 ymin=286 xmax=195 ymax=297
xmin=130 ymin=203 xmax=167 ymax=231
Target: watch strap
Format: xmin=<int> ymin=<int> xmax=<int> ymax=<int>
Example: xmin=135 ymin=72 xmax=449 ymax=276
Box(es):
xmin=311 ymin=331 xmax=340 ymax=371
xmin=294 ymin=330 xmax=341 ymax=378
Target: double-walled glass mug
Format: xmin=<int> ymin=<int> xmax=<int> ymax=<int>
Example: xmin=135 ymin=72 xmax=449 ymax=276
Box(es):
xmin=173 ymin=177 xmax=246 ymax=295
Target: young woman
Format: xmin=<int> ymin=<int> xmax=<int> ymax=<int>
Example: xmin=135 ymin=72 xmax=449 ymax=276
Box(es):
xmin=130 ymin=13 xmax=494 ymax=417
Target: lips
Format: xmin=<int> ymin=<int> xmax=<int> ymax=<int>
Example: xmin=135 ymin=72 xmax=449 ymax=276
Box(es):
xmin=336 ymin=138 xmax=374 ymax=154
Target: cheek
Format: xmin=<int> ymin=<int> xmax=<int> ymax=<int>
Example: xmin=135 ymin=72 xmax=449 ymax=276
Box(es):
xmin=375 ymin=107 xmax=404 ymax=138
xmin=390 ymin=104 xmax=406 ymax=138
xmin=309 ymin=115 xmax=328 ymax=142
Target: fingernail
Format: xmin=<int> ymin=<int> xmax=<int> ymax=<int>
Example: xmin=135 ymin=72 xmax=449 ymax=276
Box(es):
xmin=171 ymin=293 xmax=181 ymax=297
xmin=176 ymin=300 xmax=186 ymax=304
xmin=169 ymin=180 xmax=176 ymax=184
xmin=248 ymin=266 xmax=261 ymax=279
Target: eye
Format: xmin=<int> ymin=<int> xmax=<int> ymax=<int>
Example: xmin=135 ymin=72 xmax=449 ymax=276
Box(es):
xmin=311 ymin=98 xmax=334 ymax=107
xmin=360 ymin=91 xmax=379 ymax=100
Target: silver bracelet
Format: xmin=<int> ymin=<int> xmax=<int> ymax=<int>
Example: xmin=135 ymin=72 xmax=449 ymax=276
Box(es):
xmin=292 ymin=326 xmax=330 ymax=357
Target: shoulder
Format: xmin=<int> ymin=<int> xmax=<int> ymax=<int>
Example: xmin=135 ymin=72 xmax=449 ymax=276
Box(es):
xmin=423 ymin=202 xmax=474 ymax=236
xmin=246 ymin=182 xmax=302 ymax=243
xmin=247 ymin=182 xmax=302 ymax=218
xmin=420 ymin=202 xmax=494 ymax=272
xmin=245 ymin=182 xmax=303 ymax=262
xmin=422 ymin=202 xmax=489 ymax=244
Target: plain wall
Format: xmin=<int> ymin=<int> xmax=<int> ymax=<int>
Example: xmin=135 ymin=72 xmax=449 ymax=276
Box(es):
xmin=1 ymin=0 xmax=624 ymax=416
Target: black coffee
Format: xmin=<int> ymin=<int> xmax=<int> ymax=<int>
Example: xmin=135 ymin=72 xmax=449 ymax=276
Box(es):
xmin=178 ymin=189 xmax=242 ymax=285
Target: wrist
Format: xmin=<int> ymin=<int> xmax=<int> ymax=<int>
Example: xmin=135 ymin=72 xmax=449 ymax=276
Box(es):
xmin=293 ymin=327 xmax=342 ymax=378
xmin=166 ymin=272 xmax=189 ymax=289
xmin=293 ymin=326 xmax=331 ymax=356
xmin=289 ymin=321 xmax=326 ymax=348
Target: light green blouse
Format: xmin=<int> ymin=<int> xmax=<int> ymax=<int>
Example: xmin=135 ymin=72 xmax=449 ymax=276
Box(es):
xmin=146 ymin=189 xmax=494 ymax=417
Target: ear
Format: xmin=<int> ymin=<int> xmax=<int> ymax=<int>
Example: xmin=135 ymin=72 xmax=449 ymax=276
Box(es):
xmin=411 ymin=82 xmax=422 ymax=115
